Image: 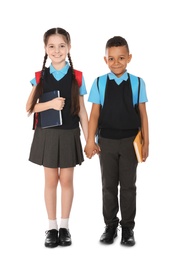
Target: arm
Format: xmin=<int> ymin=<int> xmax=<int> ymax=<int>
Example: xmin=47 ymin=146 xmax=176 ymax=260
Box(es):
xmin=26 ymin=86 xmax=36 ymax=112
xmin=78 ymin=95 xmax=88 ymax=141
xmin=139 ymin=102 xmax=149 ymax=162
xmin=84 ymin=103 xmax=101 ymax=159
xmin=26 ymin=86 xmax=65 ymax=113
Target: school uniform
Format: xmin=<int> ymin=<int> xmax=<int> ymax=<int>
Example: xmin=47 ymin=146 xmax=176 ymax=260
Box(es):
xmin=29 ymin=62 xmax=87 ymax=168
xmin=88 ymin=70 xmax=148 ymax=229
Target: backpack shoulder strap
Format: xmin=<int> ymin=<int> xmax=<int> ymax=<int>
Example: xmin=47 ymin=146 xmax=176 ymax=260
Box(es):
xmin=35 ymin=71 xmax=42 ymax=84
xmin=35 ymin=69 xmax=82 ymax=87
xmin=74 ymin=69 xmax=82 ymax=87
xmin=32 ymin=71 xmax=41 ymax=130
xmin=137 ymin=77 xmax=141 ymax=104
xmin=96 ymin=74 xmax=109 ymax=93
xmin=97 ymin=77 xmax=100 ymax=92
xmin=128 ymin=73 xmax=141 ymax=104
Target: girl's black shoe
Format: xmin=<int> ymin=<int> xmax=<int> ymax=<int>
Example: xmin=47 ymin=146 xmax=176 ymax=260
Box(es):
xmin=44 ymin=229 xmax=59 ymax=248
xmin=58 ymin=228 xmax=72 ymax=246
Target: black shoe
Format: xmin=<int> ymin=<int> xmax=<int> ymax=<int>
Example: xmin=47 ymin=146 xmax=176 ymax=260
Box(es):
xmin=58 ymin=228 xmax=72 ymax=246
xmin=121 ymin=227 xmax=135 ymax=246
xmin=100 ymin=225 xmax=117 ymax=244
xmin=44 ymin=229 xmax=59 ymax=248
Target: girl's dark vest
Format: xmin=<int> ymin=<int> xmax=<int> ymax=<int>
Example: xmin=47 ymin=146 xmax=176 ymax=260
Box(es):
xmin=33 ymin=67 xmax=82 ymax=130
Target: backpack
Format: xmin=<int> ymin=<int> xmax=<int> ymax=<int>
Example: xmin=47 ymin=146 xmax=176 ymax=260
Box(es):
xmin=95 ymin=74 xmax=141 ymax=136
xmin=32 ymin=69 xmax=82 ymax=129
xmin=35 ymin=69 xmax=82 ymax=87
xmin=97 ymin=73 xmax=141 ymax=112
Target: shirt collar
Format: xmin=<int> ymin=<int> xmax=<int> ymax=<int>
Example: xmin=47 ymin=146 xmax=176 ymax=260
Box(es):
xmin=49 ymin=61 xmax=70 ymax=75
xmin=108 ymin=70 xmax=128 ymax=84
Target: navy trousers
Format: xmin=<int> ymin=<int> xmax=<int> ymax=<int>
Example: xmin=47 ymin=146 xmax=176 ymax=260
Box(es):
xmin=98 ymin=135 xmax=138 ymax=228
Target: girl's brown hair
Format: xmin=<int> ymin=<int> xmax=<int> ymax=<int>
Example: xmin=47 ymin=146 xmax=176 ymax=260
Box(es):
xmin=28 ymin=28 xmax=80 ymax=115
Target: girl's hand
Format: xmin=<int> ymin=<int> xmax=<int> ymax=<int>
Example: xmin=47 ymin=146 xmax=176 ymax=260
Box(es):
xmin=84 ymin=143 xmax=101 ymax=159
xmin=50 ymin=97 xmax=65 ymax=110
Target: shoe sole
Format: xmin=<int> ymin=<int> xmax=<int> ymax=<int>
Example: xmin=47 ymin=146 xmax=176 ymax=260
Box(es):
xmin=58 ymin=241 xmax=72 ymax=246
xmin=45 ymin=242 xmax=59 ymax=248
xmin=120 ymin=241 xmax=135 ymax=247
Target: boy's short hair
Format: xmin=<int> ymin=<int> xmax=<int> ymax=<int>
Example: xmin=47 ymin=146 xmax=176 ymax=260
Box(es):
xmin=106 ymin=36 xmax=129 ymax=52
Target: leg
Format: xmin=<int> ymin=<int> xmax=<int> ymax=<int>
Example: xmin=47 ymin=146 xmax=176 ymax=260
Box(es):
xmin=98 ymin=137 xmax=119 ymax=244
xmin=44 ymin=167 xmax=60 ymax=248
xmin=99 ymin=137 xmax=119 ymax=226
xmin=44 ymin=167 xmax=59 ymax=220
xmin=119 ymin=136 xmax=137 ymax=246
xmin=58 ymin=167 xmax=74 ymax=246
xmin=60 ymin=167 xmax=74 ymax=219
xmin=119 ymin=137 xmax=138 ymax=229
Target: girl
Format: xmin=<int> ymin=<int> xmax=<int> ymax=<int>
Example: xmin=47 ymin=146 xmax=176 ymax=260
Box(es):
xmin=26 ymin=28 xmax=88 ymax=248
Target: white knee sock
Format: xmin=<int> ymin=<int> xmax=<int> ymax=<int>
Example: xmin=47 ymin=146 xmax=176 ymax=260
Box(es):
xmin=48 ymin=219 xmax=58 ymax=230
xmin=60 ymin=218 xmax=69 ymax=229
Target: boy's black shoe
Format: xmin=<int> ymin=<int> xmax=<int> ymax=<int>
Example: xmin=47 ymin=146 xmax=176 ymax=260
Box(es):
xmin=121 ymin=227 xmax=135 ymax=246
xmin=100 ymin=225 xmax=117 ymax=244
xmin=44 ymin=229 xmax=59 ymax=248
xmin=58 ymin=228 xmax=72 ymax=246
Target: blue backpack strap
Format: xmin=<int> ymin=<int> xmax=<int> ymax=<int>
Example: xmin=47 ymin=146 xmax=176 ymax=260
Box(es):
xmin=97 ymin=77 xmax=100 ymax=92
xmin=137 ymin=77 xmax=140 ymax=104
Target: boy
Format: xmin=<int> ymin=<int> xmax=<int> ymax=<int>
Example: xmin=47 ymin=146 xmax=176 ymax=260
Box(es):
xmin=84 ymin=36 xmax=149 ymax=246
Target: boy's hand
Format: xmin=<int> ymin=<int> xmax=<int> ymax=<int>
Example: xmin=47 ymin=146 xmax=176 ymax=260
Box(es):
xmin=142 ymin=143 xmax=149 ymax=162
xmin=84 ymin=143 xmax=101 ymax=159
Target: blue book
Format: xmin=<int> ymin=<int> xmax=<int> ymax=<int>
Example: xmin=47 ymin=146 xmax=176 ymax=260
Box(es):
xmin=39 ymin=90 xmax=62 ymax=128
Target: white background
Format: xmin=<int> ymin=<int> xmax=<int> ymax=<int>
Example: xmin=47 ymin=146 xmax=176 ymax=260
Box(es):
xmin=0 ymin=0 xmax=175 ymax=259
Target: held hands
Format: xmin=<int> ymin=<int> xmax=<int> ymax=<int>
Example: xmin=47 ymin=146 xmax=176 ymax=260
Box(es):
xmin=51 ymin=97 xmax=65 ymax=111
xmin=84 ymin=142 xmax=101 ymax=159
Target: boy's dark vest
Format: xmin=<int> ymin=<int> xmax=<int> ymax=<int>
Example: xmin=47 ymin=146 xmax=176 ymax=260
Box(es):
xmin=33 ymin=68 xmax=82 ymax=129
xmin=98 ymin=74 xmax=141 ymax=139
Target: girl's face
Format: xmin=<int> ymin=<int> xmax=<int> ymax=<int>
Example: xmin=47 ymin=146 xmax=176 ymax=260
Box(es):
xmin=104 ymin=46 xmax=132 ymax=78
xmin=45 ymin=34 xmax=71 ymax=69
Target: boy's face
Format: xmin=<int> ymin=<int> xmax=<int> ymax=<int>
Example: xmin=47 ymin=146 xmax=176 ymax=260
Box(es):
xmin=104 ymin=46 xmax=132 ymax=78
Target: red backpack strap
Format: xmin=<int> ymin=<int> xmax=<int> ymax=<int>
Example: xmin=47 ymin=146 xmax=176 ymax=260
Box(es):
xmin=35 ymin=71 xmax=42 ymax=84
xmin=32 ymin=71 xmax=41 ymax=130
xmin=36 ymin=70 xmax=82 ymax=86
xmin=33 ymin=112 xmax=39 ymax=130
xmin=74 ymin=69 xmax=82 ymax=87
